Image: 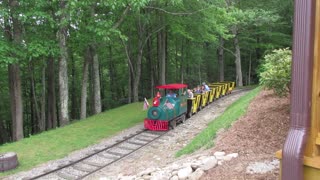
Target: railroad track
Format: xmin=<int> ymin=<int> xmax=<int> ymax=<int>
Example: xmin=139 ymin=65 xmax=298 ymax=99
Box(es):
xmin=28 ymin=130 xmax=167 ymax=180
xmin=25 ymin=87 xmax=251 ymax=180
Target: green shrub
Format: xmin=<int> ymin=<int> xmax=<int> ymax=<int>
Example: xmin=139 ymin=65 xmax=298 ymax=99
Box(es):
xmin=259 ymin=48 xmax=292 ymax=97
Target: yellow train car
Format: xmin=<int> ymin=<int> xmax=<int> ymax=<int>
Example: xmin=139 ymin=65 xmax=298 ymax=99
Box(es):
xmin=208 ymin=87 xmax=216 ymax=103
xmin=185 ymin=81 xmax=235 ymax=118
xmin=220 ymin=81 xmax=235 ymax=94
xmin=200 ymin=91 xmax=210 ymax=108
xmin=186 ymin=94 xmax=202 ymax=117
xmin=211 ymin=82 xmax=229 ymax=96
xmin=209 ymin=84 xmax=222 ymax=99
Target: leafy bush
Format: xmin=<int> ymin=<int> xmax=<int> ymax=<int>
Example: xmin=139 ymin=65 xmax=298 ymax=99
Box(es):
xmin=259 ymin=48 xmax=292 ymax=96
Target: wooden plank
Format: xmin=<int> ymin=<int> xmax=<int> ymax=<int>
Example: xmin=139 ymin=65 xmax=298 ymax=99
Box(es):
xmin=303 ymin=156 xmax=320 ymax=169
xmin=305 ymin=0 xmax=320 ymax=157
xmin=316 ymin=137 xmax=320 ymax=145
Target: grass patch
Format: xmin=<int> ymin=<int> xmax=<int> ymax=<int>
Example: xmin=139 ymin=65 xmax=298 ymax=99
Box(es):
xmin=0 ymin=101 xmax=148 ymax=176
xmin=175 ymin=87 xmax=261 ymax=157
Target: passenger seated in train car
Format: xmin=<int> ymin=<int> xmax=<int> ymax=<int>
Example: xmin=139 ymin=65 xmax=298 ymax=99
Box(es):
xmin=193 ymin=87 xmax=197 ymax=93
xmin=201 ymin=85 xmax=206 ymax=92
xmin=194 ymin=85 xmax=202 ymax=93
xmin=166 ymin=89 xmax=177 ymax=98
xmin=202 ymin=82 xmax=210 ymax=91
xmin=187 ymin=89 xmax=194 ymax=98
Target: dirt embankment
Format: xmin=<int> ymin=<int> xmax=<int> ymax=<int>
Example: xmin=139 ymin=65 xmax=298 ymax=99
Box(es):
xmin=201 ymin=90 xmax=290 ymax=180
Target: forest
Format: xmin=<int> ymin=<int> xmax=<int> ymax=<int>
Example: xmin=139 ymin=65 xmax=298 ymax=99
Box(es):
xmin=0 ymin=0 xmax=293 ymax=144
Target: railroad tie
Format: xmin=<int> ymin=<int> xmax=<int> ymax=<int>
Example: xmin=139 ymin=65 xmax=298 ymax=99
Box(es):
xmin=135 ymin=137 xmax=152 ymax=142
xmin=72 ymin=164 xmax=96 ymax=172
xmin=106 ymin=151 xmax=124 ymax=157
xmin=97 ymin=153 xmax=119 ymax=160
xmin=127 ymin=141 xmax=145 ymax=146
xmin=56 ymin=171 xmax=78 ymax=180
xmin=140 ymin=133 xmax=159 ymax=138
xmin=118 ymin=146 xmax=136 ymax=151
xmin=82 ymin=161 xmax=105 ymax=168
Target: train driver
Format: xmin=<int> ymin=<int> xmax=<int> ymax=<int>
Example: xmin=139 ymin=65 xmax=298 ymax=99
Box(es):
xmin=166 ymin=89 xmax=177 ymax=98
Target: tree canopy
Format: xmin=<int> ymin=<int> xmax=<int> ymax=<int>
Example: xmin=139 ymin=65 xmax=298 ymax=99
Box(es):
xmin=0 ymin=0 xmax=293 ymax=144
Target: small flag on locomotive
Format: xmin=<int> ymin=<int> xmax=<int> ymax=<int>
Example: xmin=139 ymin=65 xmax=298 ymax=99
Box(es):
xmin=143 ymin=98 xmax=149 ymax=110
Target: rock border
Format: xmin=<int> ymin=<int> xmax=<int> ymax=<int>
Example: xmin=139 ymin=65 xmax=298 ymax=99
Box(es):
xmin=114 ymin=151 xmax=239 ymax=180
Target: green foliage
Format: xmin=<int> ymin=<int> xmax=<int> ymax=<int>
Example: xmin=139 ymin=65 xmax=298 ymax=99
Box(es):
xmin=176 ymin=87 xmax=261 ymax=157
xmin=259 ymin=48 xmax=292 ymax=97
xmin=0 ymin=0 xmax=294 ymax=144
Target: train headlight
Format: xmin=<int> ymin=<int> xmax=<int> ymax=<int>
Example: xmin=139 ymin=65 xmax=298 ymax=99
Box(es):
xmin=148 ymin=108 xmax=161 ymax=119
xmin=152 ymin=110 xmax=158 ymax=117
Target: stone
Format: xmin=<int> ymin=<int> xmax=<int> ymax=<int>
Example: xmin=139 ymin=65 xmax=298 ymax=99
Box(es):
xmin=191 ymin=162 xmax=201 ymax=170
xmin=99 ymin=178 xmax=109 ymax=180
xmin=138 ymin=167 xmax=157 ymax=176
xmin=198 ymin=156 xmax=208 ymax=160
xmin=188 ymin=168 xmax=205 ymax=180
xmin=171 ymin=170 xmax=178 ymax=176
xmin=222 ymin=155 xmax=233 ymax=161
xmin=214 ymin=151 xmax=226 ymax=157
xmin=215 ymin=155 xmax=224 ymax=160
xmin=226 ymin=153 xmax=239 ymax=158
xmin=169 ymin=175 xmax=179 ymax=180
xmin=150 ymin=171 xmax=171 ymax=180
xmin=218 ymin=161 xmax=223 ymax=165
xmin=178 ymin=166 xmax=193 ymax=180
xmin=119 ymin=175 xmax=136 ymax=180
xmin=246 ymin=159 xmax=280 ymax=174
xmin=142 ymin=175 xmax=152 ymax=180
xmin=200 ymin=156 xmax=218 ymax=171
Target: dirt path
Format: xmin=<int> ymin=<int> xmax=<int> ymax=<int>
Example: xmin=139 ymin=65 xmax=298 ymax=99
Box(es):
xmin=201 ymin=90 xmax=290 ymax=180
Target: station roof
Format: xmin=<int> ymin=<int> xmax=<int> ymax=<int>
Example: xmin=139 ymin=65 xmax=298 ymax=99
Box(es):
xmin=156 ymin=83 xmax=187 ymax=89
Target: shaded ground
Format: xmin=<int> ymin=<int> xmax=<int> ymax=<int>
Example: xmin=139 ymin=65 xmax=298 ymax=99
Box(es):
xmin=201 ymin=90 xmax=290 ymax=180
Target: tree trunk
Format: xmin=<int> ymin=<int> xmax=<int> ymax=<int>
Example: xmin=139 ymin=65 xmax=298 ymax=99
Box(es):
xmin=146 ymin=30 xmax=154 ymax=98
xmin=248 ymin=51 xmax=252 ymax=85
xmin=256 ymin=36 xmax=261 ymax=60
xmin=0 ymin=119 xmax=8 ymax=144
xmin=180 ymin=39 xmax=184 ymax=83
xmin=91 ymin=45 xmax=102 ymax=113
xmin=8 ymin=64 xmax=24 ymax=141
xmin=217 ymin=37 xmax=225 ymax=82
xmin=29 ymin=71 xmax=35 ymax=134
xmin=7 ymin=0 xmax=24 ymax=141
xmin=47 ymin=57 xmax=57 ymax=129
xmin=128 ymin=65 xmax=132 ymax=103
xmin=132 ymin=48 xmax=142 ymax=102
xmin=232 ymin=26 xmax=243 ymax=87
xmin=70 ymin=52 xmax=77 ymax=120
xmin=80 ymin=47 xmax=90 ymax=119
xmin=109 ymin=46 xmax=117 ymax=101
xmin=159 ymin=28 xmax=166 ymax=85
xmin=57 ymin=0 xmax=69 ymax=126
xmin=29 ymin=62 xmax=40 ymax=133
xmin=132 ymin=17 xmax=144 ymax=102
xmin=39 ymin=63 xmax=46 ymax=132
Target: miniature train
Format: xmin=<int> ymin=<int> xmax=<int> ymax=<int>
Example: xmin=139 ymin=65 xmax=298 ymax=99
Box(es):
xmin=144 ymin=82 xmax=235 ymax=131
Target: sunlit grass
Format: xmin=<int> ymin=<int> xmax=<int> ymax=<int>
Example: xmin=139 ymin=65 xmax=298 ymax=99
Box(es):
xmin=176 ymin=87 xmax=261 ymax=157
xmin=0 ymin=101 xmax=148 ymax=176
